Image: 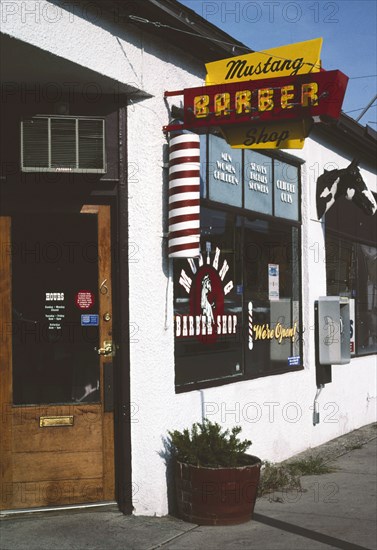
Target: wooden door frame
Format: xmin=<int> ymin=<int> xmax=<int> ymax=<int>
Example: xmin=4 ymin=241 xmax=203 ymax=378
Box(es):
xmin=0 ymin=206 xmax=115 ymax=509
xmin=0 ymin=217 xmax=13 ymax=510
xmin=81 ymin=204 xmax=115 ymax=502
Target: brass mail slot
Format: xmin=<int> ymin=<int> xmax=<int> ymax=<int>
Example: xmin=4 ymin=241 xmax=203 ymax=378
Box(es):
xmin=39 ymin=416 xmax=74 ymax=428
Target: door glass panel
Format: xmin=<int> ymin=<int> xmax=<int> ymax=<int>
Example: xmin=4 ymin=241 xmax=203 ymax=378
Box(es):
xmin=12 ymin=213 xmax=100 ymax=405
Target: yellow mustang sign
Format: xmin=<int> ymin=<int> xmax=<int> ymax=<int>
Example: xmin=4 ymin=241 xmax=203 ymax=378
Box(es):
xmin=205 ymin=38 xmax=323 ymax=85
xmin=204 ymin=38 xmax=322 ymax=149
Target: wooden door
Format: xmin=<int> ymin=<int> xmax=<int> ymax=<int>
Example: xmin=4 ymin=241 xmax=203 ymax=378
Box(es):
xmin=0 ymin=206 xmax=115 ymax=510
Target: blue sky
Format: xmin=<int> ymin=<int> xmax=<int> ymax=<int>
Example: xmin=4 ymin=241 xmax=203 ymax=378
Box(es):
xmin=179 ymin=0 xmax=377 ymax=127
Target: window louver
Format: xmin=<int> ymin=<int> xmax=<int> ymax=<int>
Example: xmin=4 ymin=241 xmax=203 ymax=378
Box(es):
xmin=21 ymin=117 xmax=106 ymax=173
xmin=78 ymin=120 xmax=104 ymax=170
xmin=22 ymin=118 xmax=49 ymax=169
xmin=51 ymin=118 xmax=76 ymax=168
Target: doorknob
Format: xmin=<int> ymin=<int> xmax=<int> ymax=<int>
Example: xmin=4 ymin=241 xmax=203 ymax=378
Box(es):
xmin=95 ymin=341 xmax=113 ymax=356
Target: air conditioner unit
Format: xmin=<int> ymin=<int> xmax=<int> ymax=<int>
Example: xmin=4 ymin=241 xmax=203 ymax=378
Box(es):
xmin=21 ymin=116 xmax=106 ymax=173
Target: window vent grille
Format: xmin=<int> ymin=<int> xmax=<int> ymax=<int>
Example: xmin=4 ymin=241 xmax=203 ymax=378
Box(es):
xmin=21 ymin=116 xmax=106 ymax=173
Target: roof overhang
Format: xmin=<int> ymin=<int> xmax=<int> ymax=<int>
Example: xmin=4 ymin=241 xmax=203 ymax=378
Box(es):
xmin=0 ymin=33 xmax=147 ymax=97
xmin=100 ymin=0 xmax=250 ymax=62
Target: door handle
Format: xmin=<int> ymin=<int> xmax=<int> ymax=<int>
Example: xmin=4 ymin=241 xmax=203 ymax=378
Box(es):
xmin=95 ymin=341 xmax=113 ymax=356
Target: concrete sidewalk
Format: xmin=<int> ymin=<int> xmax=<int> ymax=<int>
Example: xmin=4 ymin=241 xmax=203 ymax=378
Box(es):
xmin=1 ymin=426 xmax=376 ymax=550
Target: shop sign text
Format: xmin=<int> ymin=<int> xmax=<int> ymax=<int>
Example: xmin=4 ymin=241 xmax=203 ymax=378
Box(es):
xmin=176 ymin=245 xmax=236 ymax=343
xmin=45 ymin=291 xmax=65 ymax=330
xmin=165 ymin=39 xmax=348 ymax=150
xmin=175 ymin=314 xmax=237 ymax=337
xmin=184 ymin=70 xmax=348 ymax=131
xmin=213 ymin=152 xmax=239 ymax=185
xmin=253 ymin=322 xmax=297 ymax=343
xmin=222 ymin=119 xmax=310 ymax=150
xmin=277 ymin=179 xmax=296 ymax=203
xmin=205 ymin=38 xmax=323 ymax=85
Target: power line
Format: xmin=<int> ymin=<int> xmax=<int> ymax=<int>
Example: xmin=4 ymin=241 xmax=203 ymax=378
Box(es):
xmin=128 ymin=15 xmax=321 ymax=70
xmin=345 ymin=103 xmax=377 ymax=114
xmin=349 ymin=75 xmax=377 ymax=80
xmin=356 ymin=94 xmax=377 ymax=122
xmin=128 ymin=15 xmax=251 ymax=49
xmin=128 ymin=16 xmax=377 ymax=82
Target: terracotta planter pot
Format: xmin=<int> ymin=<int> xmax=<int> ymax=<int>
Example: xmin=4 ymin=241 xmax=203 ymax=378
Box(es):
xmin=174 ymin=455 xmax=261 ymax=525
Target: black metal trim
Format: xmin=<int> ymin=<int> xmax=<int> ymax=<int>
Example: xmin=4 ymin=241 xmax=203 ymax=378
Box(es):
xmin=175 ymin=365 xmax=304 ymax=394
xmin=312 ymin=115 xmax=377 ymax=166
xmin=113 ymin=106 xmax=133 ymax=515
xmin=314 ymin=301 xmax=332 ymax=386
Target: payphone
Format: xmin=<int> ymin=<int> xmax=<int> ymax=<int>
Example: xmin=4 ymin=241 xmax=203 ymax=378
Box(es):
xmin=315 ymin=296 xmax=351 ymax=386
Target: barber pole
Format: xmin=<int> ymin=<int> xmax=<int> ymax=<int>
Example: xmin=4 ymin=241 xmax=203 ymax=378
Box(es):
xmin=248 ymin=301 xmax=253 ymax=350
xmin=168 ymin=134 xmax=200 ymax=258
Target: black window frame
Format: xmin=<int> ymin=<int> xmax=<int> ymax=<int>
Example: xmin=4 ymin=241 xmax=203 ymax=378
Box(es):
xmin=325 ymin=189 xmax=377 ymax=358
xmin=326 ymin=232 xmax=377 ymax=357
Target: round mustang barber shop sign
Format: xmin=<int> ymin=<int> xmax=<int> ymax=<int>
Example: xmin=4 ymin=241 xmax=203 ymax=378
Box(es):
xmin=175 ymin=245 xmax=237 ymax=344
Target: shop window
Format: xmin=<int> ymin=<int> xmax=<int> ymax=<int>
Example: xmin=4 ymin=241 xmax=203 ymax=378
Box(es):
xmin=208 ymin=134 xmax=242 ymax=207
xmin=243 ymin=218 xmax=301 ymax=377
xmin=174 ymin=208 xmax=243 ymax=388
xmin=326 ymin=235 xmax=377 ymax=356
xmin=174 ymin=207 xmax=302 ymax=390
xmin=325 ymin=188 xmax=377 ymax=357
xmin=173 ymin=134 xmax=303 ymax=391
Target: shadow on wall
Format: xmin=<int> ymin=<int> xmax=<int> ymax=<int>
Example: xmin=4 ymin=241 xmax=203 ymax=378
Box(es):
xmin=158 ymin=437 xmax=178 ymax=516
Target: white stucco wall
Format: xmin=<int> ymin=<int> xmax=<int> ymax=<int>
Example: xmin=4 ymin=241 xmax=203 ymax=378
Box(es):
xmin=296 ymin=135 xmax=377 ymax=447
xmin=2 ymin=0 xmax=376 ymax=517
xmin=127 ymin=102 xmax=376 ymax=516
xmin=1 ymin=0 xmax=145 ymax=92
xmin=127 ymin=98 xmax=377 ymax=515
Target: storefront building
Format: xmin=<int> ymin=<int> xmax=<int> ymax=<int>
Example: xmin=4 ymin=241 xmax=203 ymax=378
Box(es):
xmin=1 ymin=0 xmax=376 ymax=516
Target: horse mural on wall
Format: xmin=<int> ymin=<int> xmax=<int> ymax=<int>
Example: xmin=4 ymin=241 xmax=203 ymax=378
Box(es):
xmin=316 ymin=159 xmax=377 ymax=220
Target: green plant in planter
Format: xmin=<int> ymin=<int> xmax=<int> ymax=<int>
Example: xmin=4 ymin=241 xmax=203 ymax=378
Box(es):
xmin=168 ymin=419 xmax=261 ymax=525
xmin=169 ymin=418 xmax=255 ymax=468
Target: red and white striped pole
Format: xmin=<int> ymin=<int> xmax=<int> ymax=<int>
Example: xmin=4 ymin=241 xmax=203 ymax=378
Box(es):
xmin=168 ymin=134 xmax=200 ymax=258
xmin=248 ymin=301 xmax=253 ymax=350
